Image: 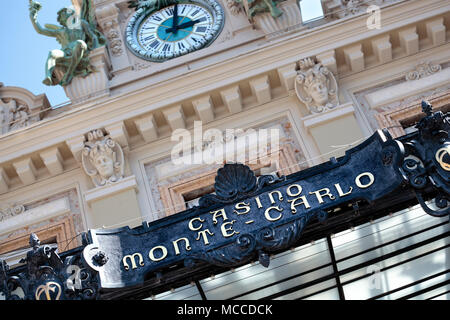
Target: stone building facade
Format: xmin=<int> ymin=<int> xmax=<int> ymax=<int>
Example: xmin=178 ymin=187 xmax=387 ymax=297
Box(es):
xmin=0 ymin=0 xmax=449 ymax=300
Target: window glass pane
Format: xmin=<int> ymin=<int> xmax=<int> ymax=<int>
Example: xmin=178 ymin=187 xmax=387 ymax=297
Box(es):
xmin=200 ymin=239 xmax=333 ymax=300
xmin=274 ymin=278 xmax=337 ymax=300
xmin=300 ymin=0 xmax=324 ymax=22
xmin=150 ymin=283 xmax=202 ymax=300
xmin=342 ymin=245 xmax=449 ymax=300
xmin=332 ymin=205 xmax=449 ymax=300
xmin=304 ymin=287 xmax=340 ymax=300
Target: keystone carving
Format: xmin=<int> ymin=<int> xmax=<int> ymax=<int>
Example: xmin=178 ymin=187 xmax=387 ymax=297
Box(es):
xmin=82 ymin=129 xmax=125 ymax=187
xmin=295 ymin=58 xmax=339 ymax=114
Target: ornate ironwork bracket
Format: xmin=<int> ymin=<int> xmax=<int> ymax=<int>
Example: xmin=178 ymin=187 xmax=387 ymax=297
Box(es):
xmin=399 ymin=101 xmax=450 ymax=217
xmin=0 ymin=234 xmax=101 ymax=300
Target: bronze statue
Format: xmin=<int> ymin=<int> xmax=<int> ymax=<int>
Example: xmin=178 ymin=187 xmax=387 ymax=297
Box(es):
xmin=28 ymin=0 xmax=106 ymax=86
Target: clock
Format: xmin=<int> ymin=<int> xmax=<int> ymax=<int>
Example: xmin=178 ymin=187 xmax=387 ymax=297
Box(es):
xmin=125 ymin=0 xmax=225 ymax=62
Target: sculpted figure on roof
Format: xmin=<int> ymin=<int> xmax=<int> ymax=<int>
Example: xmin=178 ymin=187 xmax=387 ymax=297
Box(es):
xmin=28 ymin=0 xmax=106 ymax=86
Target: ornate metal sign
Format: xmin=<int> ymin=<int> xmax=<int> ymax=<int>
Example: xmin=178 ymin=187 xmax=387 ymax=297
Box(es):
xmin=1 ymin=101 xmax=448 ymax=299
xmin=83 ymin=127 xmax=408 ymax=289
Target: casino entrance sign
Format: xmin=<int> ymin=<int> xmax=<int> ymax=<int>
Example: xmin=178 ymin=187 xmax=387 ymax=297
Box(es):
xmin=0 ymin=102 xmax=448 ymax=299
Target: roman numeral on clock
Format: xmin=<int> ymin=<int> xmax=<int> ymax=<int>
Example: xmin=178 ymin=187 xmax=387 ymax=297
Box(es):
xmin=196 ymin=26 xmax=207 ymax=33
xmin=149 ymin=39 xmax=160 ymax=49
xmin=144 ymin=35 xmax=155 ymax=42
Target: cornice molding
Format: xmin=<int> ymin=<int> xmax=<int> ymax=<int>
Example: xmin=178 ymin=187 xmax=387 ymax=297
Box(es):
xmin=0 ymin=0 xmax=448 ymax=180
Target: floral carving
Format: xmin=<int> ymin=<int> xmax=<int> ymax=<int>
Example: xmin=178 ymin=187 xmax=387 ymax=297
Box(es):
xmin=405 ymin=61 xmax=442 ymax=81
xmin=0 ymin=205 xmax=25 ymax=222
xmin=106 ymin=29 xmax=123 ymax=57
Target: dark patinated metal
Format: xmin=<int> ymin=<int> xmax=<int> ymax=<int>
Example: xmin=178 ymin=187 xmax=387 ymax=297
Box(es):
xmin=401 ymin=101 xmax=450 ymax=217
xmin=0 ymin=234 xmax=99 ymax=300
xmin=0 ymin=101 xmax=448 ymax=300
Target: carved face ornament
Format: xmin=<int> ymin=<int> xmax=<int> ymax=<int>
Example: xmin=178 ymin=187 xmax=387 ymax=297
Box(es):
xmin=295 ymin=59 xmax=338 ymax=114
xmin=89 ymin=142 xmax=116 ymax=179
xmin=82 ymin=130 xmax=124 ymax=187
xmin=307 ymin=77 xmax=329 ymax=106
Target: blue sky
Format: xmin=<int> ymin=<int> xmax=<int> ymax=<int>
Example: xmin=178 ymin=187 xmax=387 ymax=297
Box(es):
xmin=0 ymin=0 xmax=323 ymax=107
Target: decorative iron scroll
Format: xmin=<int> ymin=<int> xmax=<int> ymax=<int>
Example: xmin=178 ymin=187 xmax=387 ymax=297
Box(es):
xmin=400 ymin=101 xmax=450 ymax=217
xmin=1 ymin=102 xmax=447 ymax=298
xmin=0 ymin=234 xmax=99 ymax=300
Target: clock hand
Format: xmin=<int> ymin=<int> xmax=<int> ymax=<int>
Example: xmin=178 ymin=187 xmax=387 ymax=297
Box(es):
xmin=166 ymin=19 xmax=199 ymax=33
xmin=172 ymin=3 xmax=178 ymax=31
xmin=177 ymin=19 xmax=200 ymax=30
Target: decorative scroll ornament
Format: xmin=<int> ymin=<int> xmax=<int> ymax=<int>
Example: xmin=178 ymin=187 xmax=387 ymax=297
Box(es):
xmin=405 ymin=61 xmax=442 ymax=81
xmin=0 ymin=233 xmax=100 ymax=300
xmin=82 ymin=129 xmax=125 ymax=187
xmin=295 ymin=58 xmax=339 ymax=114
xmin=400 ymin=101 xmax=450 ymax=217
xmin=184 ymin=212 xmax=324 ymax=268
xmin=0 ymin=205 xmax=25 ymax=222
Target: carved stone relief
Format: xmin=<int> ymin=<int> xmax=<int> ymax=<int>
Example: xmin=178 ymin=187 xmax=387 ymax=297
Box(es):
xmin=405 ymin=61 xmax=442 ymax=81
xmin=0 ymin=189 xmax=83 ymax=253
xmin=295 ymin=58 xmax=339 ymax=114
xmin=0 ymin=99 xmax=32 ymax=134
xmin=322 ymin=0 xmax=391 ymax=19
xmin=82 ymin=129 xmax=125 ymax=187
xmin=0 ymin=205 xmax=25 ymax=222
xmin=105 ymin=27 xmax=124 ymax=57
xmin=226 ymin=0 xmax=243 ymax=15
xmin=353 ymin=62 xmax=450 ymax=133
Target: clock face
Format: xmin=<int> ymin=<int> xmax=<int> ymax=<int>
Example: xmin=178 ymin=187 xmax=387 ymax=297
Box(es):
xmin=126 ymin=0 xmax=224 ymax=62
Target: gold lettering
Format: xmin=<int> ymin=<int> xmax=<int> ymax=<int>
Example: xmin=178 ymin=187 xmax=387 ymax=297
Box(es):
xmin=234 ymin=202 xmax=250 ymax=215
xmin=255 ymin=196 xmax=263 ymax=209
xmin=309 ymin=188 xmax=335 ymax=204
xmin=334 ymin=183 xmax=353 ymax=197
xmin=268 ymin=190 xmax=284 ymax=204
xmin=172 ymin=237 xmax=192 ymax=255
xmin=210 ymin=208 xmax=228 ymax=225
xmin=264 ymin=206 xmax=283 ymax=222
xmin=122 ymin=253 xmax=144 ymax=271
xmin=188 ymin=217 xmax=205 ymax=231
xmin=221 ymin=220 xmax=240 ymax=238
xmin=355 ymin=172 xmax=375 ymax=189
xmin=149 ymin=245 xmax=168 ymax=262
xmin=286 ymin=184 xmax=303 ymax=197
xmin=288 ymin=196 xmax=311 ymax=213
xmin=196 ymin=229 xmax=214 ymax=245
